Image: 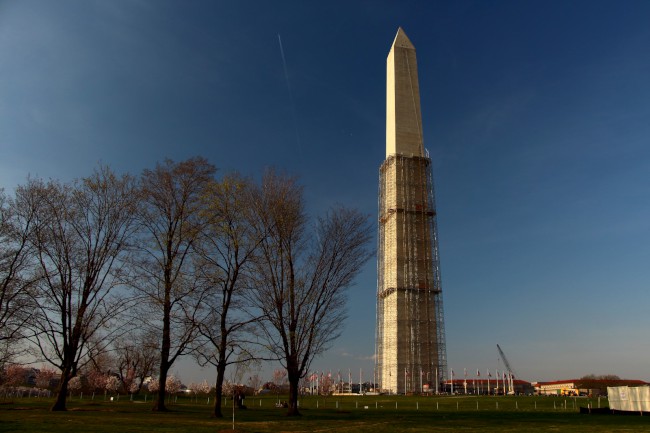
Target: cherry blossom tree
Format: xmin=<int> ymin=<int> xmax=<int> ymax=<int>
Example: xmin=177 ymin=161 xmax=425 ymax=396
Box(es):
xmin=222 ymin=380 xmax=234 ymax=396
xmin=105 ymin=376 xmax=121 ymax=395
xmin=165 ymin=375 xmax=182 ymax=395
xmin=147 ymin=378 xmax=159 ymax=394
xmin=129 ymin=381 xmax=139 ymax=394
xmin=198 ymin=380 xmax=211 ymax=395
xmin=188 ymin=380 xmax=211 ymax=402
xmin=2 ymin=363 xmax=27 ymax=387
xmin=68 ymin=376 xmax=81 ymax=395
xmin=87 ymin=370 xmax=108 ymax=394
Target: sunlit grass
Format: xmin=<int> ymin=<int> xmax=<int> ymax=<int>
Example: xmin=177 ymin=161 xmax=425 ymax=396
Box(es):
xmin=1 ymin=394 xmax=649 ymax=432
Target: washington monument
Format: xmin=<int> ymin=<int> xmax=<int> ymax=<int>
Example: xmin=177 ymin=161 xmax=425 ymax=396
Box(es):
xmin=375 ymin=28 xmax=447 ymax=394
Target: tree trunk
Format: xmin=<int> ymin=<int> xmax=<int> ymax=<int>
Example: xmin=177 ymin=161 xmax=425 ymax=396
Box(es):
xmin=287 ymin=369 xmax=301 ymax=416
xmin=51 ymin=370 xmax=70 ymax=411
xmin=153 ymin=364 xmax=169 ymax=411
xmin=213 ymin=365 xmax=225 ymax=418
xmin=154 ymin=279 xmax=172 ymax=412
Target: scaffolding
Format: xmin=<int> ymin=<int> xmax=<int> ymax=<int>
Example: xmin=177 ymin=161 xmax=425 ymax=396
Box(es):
xmin=375 ymin=153 xmax=447 ymax=394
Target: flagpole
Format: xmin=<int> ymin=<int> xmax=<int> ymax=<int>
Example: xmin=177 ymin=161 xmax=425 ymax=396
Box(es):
xmin=463 ymin=368 xmax=467 ymax=395
xmin=338 ymin=370 xmax=341 ymax=394
xmin=348 ymin=369 xmax=351 ymax=394
xmin=360 ymin=368 xmax=362 ymax=394
xmin=450 ymin=369 xmax=454 ymax=394
xmin=487 ymin=369 xmax=491 ymax=396
xmin=435 ymin=368 xmax=438 ymax=395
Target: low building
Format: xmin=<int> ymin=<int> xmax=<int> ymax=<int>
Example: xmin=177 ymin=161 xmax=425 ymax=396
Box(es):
xmin=534 ymin=379 xmax=649 ymax=396
xmin=533 ymin=380 xmax=580 ymax=396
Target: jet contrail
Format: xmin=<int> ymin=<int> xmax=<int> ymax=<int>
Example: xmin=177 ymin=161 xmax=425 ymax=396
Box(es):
xmin=277 ymin=34 xmax=302 ymax=156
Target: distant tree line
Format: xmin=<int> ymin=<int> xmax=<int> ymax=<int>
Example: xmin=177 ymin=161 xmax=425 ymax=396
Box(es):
xmin=576 ymin=374 xmax=642 ymax=395
xmin=0 ymin=157 xmax=373 ymax=416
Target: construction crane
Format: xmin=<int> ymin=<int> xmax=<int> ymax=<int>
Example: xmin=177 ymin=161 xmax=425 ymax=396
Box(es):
xmin=497 ymin=344 xmax=517 ymax=395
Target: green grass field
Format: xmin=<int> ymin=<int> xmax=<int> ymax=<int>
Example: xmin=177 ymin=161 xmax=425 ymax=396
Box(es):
xmin=1 ymin=394 xmax=649 ymax=432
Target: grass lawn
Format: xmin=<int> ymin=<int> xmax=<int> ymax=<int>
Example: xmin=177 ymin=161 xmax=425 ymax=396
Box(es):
xmin=1 ymin=394 xmax=649 ymax=432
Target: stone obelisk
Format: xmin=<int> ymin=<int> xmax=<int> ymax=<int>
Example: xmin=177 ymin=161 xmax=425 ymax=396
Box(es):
xmin=375 ymin=28 xmax=447 ymax=394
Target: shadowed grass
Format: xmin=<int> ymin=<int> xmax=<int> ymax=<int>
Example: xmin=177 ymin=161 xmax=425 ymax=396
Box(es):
xmin=1 ymin=394 xmax=649 ymax=432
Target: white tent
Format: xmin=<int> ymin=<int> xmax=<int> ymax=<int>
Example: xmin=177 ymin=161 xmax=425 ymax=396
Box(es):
xmin=607 ymin=386 xmax=650 ymax=412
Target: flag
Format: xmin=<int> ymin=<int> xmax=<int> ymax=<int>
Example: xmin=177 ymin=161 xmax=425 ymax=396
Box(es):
xmin=451 ymin=369 xmax=454 ymax=377
xmin=488 ymin=370 xmax=492 ymax=378
xmin=476 ymin=369 xmax=480 ymax=377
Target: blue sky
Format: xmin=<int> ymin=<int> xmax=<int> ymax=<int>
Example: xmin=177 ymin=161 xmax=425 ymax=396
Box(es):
xmin=2 ymin=0 xmax=650 ymax=385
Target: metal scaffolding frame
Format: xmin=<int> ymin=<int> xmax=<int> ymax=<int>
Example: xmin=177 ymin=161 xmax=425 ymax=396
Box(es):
xmin=375 ymin=153 xmax=447 ymax=394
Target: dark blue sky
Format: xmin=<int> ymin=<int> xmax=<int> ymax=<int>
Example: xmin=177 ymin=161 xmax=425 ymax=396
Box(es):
xmin=2 ymin=0 xmax=650 ymax=384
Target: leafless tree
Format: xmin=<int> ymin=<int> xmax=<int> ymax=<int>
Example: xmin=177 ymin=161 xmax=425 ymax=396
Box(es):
xmin=21 ymin=166 xmax=138 ymax=411
xmin=248 ymin=171 xmax=373 ymax=415
xmin=113 ymin=330 xmax=159 ymax=394
xmin=247 ymin=373 xmax=263 ymax=393
xmin=0 ymin=190 xmax=37 ymax=364
xmin=192 ymin=174 xmax=263 ymax=417
xmin=133 ymin=157 xmax=216 ymax=412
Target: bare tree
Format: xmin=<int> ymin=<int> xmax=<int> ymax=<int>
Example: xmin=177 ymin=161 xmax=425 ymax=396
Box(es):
xmin=0 ymin=190 xmax=37 ymax=364
xmin=249 ymin=171 xmax=373 ymax=415
xmin=134 ymin=157 xmax=215 ymax=412
xmin=192 ymin=174 xmax=263 ymax=417
xmin=113 ymin=330 xmax=159 ymax=394
xmin=247 ymin=373 xmax=262 ymax=393
xmin=21 ymin=166 xmax=138 ymax=411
